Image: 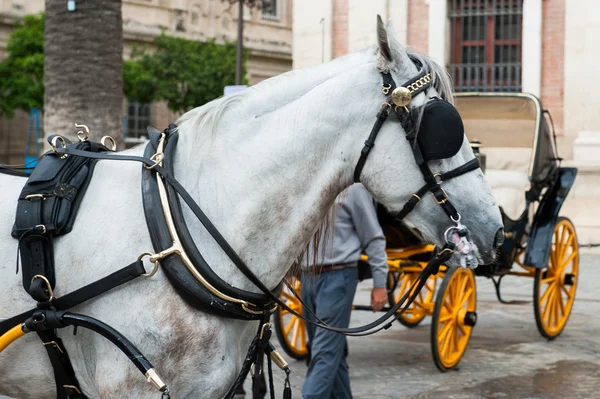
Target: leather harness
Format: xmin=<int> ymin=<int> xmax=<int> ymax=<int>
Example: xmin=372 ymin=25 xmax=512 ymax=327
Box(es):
xmin=0 ymin=60 xmax=480 ymax=398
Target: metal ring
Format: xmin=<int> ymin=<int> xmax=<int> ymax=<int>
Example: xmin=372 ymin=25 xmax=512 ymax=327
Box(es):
xmin=31 ymin=275 xmax=54 ymax=302
xmin=138 ymin=252 xmax=160 ymax=278
xmin=50 ymin=136 xmax=68 ymax=158
xmin=75 ymin=124 xmax=90 ymax=142
xmin=144 ymin=153 xmax=164 ymax=170
xmin=101 ymin=136 xmax=117 ymax=151
xmin=451 ymin=213 xmax=462 ymax=223
xmin=381 ymin=84 xmax=391 ymax=95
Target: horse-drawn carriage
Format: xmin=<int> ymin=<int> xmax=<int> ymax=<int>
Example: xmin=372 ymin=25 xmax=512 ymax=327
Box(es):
xmin=275 ymin=92 xmax=579 ymax=372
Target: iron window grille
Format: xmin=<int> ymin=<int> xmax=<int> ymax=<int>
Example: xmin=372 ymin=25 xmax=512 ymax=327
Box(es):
xmin=449 ymin=0 xmax=523 ymax=92
xmin=126 ymin=102 xmax=151 ymax=140
xmin=262 ymin=0 xmax=279 ymax=21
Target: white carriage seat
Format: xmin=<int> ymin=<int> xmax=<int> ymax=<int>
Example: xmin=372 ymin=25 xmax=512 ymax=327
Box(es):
xmin=482 ymin=148 xmax=532 ymax=220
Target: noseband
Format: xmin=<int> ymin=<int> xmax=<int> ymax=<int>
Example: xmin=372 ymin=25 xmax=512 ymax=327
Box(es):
xmin=353 ymin=65 xmax=480 ymax=222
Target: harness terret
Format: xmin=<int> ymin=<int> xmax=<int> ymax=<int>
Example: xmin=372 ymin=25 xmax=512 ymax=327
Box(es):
xmin=0 ymin=60 xmax=481 ymax=399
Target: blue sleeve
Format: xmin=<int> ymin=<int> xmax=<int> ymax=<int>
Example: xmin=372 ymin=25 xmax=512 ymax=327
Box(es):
xmin=348 ymin=185 xmax=388 ymax=288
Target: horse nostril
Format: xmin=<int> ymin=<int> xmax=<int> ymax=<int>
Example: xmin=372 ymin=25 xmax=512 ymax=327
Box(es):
xmin=493 ymin=228 xmax=505 ymax=249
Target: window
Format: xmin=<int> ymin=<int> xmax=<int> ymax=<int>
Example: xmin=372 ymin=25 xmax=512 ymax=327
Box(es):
xmin=448 ymin=0 xmax=523 ymax=92
xmin=262 ymin=0 xmax=279 ymax=21
xmin=126 ymin=102 xmax=151 ymax=140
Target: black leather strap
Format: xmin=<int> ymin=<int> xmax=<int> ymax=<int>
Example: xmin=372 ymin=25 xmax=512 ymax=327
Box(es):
xmin=395 ymin=158 xmax=480 ymax=220
xmin=0 ymin=260 xmax=146 ymax=336
xmin=353 ymin=105 xmax=391 ymax=182
xmin=37 ymin=329 xmax=86 ymax=398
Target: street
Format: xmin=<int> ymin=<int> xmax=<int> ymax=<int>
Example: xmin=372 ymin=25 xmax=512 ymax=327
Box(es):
xmin=253 ymin=250 xmax=600 ymax=399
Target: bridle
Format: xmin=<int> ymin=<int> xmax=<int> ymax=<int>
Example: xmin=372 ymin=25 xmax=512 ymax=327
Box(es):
xmin=353 ymin=65 xmax=481 ymax=223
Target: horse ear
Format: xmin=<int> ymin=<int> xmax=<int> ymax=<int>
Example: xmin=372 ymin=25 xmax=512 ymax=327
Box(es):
xmin=377 ymin=15 xmax=393 ymax=62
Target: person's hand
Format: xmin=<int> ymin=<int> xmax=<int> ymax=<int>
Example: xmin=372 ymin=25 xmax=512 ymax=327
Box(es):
xmin=371 ymin=287 xmax=387 ymax=312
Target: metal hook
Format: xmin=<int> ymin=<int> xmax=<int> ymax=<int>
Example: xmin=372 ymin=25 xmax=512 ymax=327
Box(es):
xmin=74 ymin=123 xmax=90 ymax=142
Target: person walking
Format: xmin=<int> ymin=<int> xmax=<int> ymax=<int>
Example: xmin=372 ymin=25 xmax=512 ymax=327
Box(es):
xmin=301 ymin=183 xmax=389 ymax=399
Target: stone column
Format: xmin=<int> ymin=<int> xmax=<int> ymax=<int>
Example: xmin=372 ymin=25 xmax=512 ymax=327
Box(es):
xmin=522 ymin=0 xmax=542 ymax=97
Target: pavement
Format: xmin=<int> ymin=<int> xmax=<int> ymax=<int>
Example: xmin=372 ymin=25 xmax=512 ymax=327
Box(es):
xmin=3 ymin=251 xmax=599 ymax=399
xmin=240 ymin=249 xmax=600 ymax=399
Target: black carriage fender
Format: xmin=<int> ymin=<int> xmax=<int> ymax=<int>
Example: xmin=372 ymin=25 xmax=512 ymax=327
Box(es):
xmin=525 ymin=167 xmax=578 ymax=268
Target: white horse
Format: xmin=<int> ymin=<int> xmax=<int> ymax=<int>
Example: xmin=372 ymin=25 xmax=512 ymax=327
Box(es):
xmin=0 ymin=19 xmax=503 ymax=398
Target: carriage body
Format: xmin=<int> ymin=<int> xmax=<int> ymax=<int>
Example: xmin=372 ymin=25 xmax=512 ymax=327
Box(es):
xmin=275 ymin=93 xmax=580 ymax=372
xmin=454 ymin=92 xmax=577 ymax=275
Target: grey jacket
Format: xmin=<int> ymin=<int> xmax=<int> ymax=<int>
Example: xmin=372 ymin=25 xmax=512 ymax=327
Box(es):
xmin=302 ymin=184 xmax=389 ymax=288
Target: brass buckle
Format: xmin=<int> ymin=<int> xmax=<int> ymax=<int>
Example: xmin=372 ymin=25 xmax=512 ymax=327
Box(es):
xmin=436 ymin=248 xmax=454 ymax=259
xmin=411 ymin=193 xmax=421 ymax=202
xmin=43 ymin=341 xmax=64 ymax=354
xmin=380 ymin=102 xmax=392 ymax=114
xmin=31 ymin=275 xmax=54 ymax=302
xmin=63 ymin=385 xmax=82 ymax=394
xmin=259 ymin=322 xmax=272 ymax=340
xmin=433 ymin=188 xmax=449 ymax=204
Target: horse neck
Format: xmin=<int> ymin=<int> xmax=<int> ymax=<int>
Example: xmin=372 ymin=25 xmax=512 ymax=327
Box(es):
xmin=172 ymin=60 xmax=378 ymax=292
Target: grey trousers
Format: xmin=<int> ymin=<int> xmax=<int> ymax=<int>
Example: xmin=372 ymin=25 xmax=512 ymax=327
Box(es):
xmin=301 ymin=267 xmax=358 ymax=399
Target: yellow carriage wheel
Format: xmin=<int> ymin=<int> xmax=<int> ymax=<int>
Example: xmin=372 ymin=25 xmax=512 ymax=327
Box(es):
xmin=387 ymin=270 xmax=437 ymax=328
xmin=431 ymin=266 xmax=477 ymax=372
xmin=533 ymin=217 xmax=579 ymax=340
xmin=273 ymin=277 xmax=309 ymax=360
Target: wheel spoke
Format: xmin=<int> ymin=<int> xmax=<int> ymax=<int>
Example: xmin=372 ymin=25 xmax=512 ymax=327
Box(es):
xmin=560 ymin=283 xmax=572 ymax=299
xmin=546 ymin=289 xmax=556 ymax=327
xmin=443 ymin=299 xmax=453 ymax=314
xmin=459 ymin=287 xmax=473 ymax=308
xmin=284 ymin=318 xmax=295 ymax=336
xmin=560 ymin=248 xmax=576 ymax=270
xmin=457 ymin=274 xmax=468 ymax=304
xmin=452 ymin=325 xmax=460 ymax=352
xmin=300 ymin=320 xmax=306 ymax=348
xmin=556 ymin=285 xmax=566 ymax=318
xmin=540 ymin=282 xmax=553 ymax=304
xmin=291 ymin=321 xmax=299 ymax=347
xmin=439 ymin=314 xmax=452 ymax=323
xmin=560 ymin=234 xmax=574 ymax=265
xmin=542 ymin=287 xmax=555 ymax=321
xmin=438 ymin=321 xmax=453 ymax=342
xmin=442 ymin=328 xmax=453 ymax=358
xmin=541 ymin=275 xmax=556 ymax=285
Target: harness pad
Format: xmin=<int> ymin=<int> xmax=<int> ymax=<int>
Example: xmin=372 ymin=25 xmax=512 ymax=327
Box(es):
xmin=12 ymin=137 xmax=109 ymax=296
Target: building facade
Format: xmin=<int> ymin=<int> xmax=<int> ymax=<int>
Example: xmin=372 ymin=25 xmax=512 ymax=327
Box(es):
xmin=0 ymin=0 xmax=292 ymax=163
xmin=293 ymin=0 xmax=600 ymax=242
xmin=293 ymin=0 xmax=600 ymax=161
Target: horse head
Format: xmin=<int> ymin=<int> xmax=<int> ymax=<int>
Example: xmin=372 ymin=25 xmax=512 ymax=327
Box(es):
xmin=354 ymin=16 xmax=503 ymax=266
